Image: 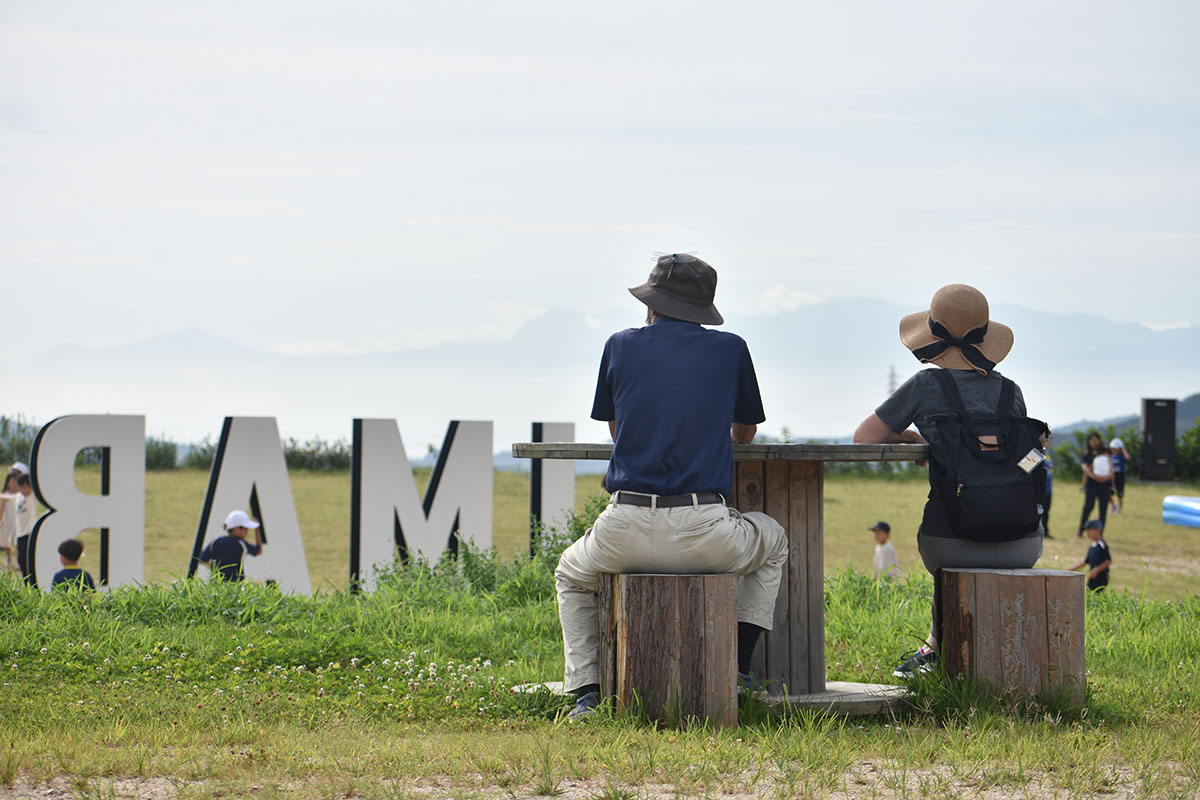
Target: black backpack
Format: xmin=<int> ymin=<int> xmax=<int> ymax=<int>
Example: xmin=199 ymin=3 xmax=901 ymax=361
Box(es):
xmin=924 ymin=370 xmax=1050 ymax=542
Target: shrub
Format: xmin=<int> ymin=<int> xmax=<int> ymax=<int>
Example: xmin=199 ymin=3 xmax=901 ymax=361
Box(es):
xmin=145 ymin=435 xmax=178 ymax=470
xmin=182 ymin=436 xmax=216 ymax=470
xmin=1177 ymin=419 xmax=1200 ymax=480
xmin=283 ymin=437 xmax=351 ymax=471
xmin=0 ymin=415 xmax=37 ymax=465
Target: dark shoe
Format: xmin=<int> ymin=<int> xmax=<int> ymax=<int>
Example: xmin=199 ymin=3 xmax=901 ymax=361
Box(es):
xmin=567 ymin=690 xmax=601 ymax=721
xmin=894 ymin=648 xmax=937 ymax=679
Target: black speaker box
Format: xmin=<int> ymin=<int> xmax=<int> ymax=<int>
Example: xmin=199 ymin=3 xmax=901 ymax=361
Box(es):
xmin=1140 ymin=398 xmax=1176 ymax=481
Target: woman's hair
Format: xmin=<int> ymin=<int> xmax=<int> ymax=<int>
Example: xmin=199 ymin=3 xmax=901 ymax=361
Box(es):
xmin=1085 ymin=432 xmax=1102 ymax=452
xmin=3 ymin=471 xmax=18 ymax=491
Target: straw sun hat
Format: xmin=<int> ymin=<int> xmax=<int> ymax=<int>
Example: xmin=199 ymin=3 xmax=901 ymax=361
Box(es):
xmin=898 ymin=284 xmax=1013 ymax=375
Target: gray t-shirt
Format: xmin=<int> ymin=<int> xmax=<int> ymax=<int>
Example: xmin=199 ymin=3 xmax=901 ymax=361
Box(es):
xmin=876 ymin=367 xmax=1027 ymax=453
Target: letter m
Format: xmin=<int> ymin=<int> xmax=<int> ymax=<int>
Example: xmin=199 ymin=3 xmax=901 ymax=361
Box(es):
xmin=350 ymin=419 xmax=493 ymax=591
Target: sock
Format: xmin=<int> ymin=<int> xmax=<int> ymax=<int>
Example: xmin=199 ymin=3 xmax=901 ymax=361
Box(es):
xmin=573 ymin=683 xmax=600 ymax=698
xmin=737 ymin=622 xmax=764 ymax=675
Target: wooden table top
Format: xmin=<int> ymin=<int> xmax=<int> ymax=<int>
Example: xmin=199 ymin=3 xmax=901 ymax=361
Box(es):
xmin=512 ymin=442 xmax=930 ymax=463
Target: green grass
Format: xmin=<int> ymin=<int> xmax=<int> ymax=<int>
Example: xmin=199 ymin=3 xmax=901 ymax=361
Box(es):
xmin=1 ymin=550 xmax=1197 ymax=799
xmin=7 ymin=468 xmax=1195 ymax=797
xmin=61 ymin=468 xmax=1200 ymax=600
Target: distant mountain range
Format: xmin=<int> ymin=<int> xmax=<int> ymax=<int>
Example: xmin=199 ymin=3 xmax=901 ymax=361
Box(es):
xmin=1053 ymin=391 xmax=1200 ymax=437
xmin=16 ymin=299 xmax=1200 ymax=465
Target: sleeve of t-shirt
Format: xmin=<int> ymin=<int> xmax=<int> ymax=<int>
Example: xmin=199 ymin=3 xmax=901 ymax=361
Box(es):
xmin=875 ymin=372 xmax=926 ymax=435
xmin=199 ymin=542 xmax=213 ymax=562
xmin=590 ymin=336 xmax=616 ymax=422
xmin=733 ymin=341 xmax=767 ymax=425
xmin=244 ymin=540 xmax=262 ymax=556
xmin=1013 ymin=383 xmax=1027 ymax=416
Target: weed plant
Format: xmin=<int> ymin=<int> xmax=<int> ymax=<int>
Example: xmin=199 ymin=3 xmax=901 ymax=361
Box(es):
xmin=1 ymin=513 xmax=1197 ymax=798
xmin=2 ymin=488 xmax=1198 ymax=797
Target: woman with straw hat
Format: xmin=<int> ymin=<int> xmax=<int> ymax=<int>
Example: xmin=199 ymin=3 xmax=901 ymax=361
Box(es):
xmin=854 ymin=284 xmax=1045 ymax=678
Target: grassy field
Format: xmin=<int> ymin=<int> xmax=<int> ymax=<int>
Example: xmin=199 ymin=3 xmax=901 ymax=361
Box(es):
xmin=59 ymin=467 xmax=1200 ymax=600
xmin=3 ymin=469 xmax=1198 ymax=798
xmin=1 ymin=544 xmax=1198 ymax=799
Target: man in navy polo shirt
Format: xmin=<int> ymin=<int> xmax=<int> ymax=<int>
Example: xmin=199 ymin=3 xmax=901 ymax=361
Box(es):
xmin=198 ymin=509 xmax=264 ymax=581
xmin=555 ymin=253 xmax=788 ymax=719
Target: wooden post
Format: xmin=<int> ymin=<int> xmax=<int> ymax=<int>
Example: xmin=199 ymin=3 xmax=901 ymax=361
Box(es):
xmin=734 ymin=459 xmax=824 ymax=696
xmin=939 ymin=568 xmax=1085 ymax=704
xmin=598 ymin=573 xmax=738 ymax=728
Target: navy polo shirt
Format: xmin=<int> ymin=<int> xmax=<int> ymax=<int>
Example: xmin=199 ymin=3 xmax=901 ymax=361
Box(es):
xmin=1085 ymin=539 xmax=1111 ymax=590
xmin=199 ymin=535 xmax=261 ymax=581
xmin=51 ymin=568 xmax=95 ymax=590
xmin=591 ymin=316 xmax=766 ymax=497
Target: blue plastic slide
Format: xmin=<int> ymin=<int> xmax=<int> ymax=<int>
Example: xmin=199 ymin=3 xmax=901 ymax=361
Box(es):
xmin=1162 ymin=495 xmax=1200 ymax=529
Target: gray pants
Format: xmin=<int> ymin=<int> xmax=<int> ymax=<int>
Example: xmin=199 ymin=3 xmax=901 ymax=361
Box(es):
xmin=917 ymin=529 xmax=1044 ymax=643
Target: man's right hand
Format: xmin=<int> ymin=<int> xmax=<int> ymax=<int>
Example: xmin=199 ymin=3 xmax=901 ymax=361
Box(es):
xmin=731 ymin=422 xmax=757 ymax=444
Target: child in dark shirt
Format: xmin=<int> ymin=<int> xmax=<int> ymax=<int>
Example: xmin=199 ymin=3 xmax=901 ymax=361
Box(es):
xmin=199 ymin=510 xmax=264 ymax=581
xmin=1072 ymin=519 xmax=1112 ymax=591
xmin=51 ymin=539 xmax=96 ymax=590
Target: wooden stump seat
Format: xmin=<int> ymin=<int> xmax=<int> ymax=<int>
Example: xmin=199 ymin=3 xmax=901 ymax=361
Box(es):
xmin=597 ymin=573 xmax=738 ymax=728
xmin=939 ymin=568 xmax=1086 ymax=704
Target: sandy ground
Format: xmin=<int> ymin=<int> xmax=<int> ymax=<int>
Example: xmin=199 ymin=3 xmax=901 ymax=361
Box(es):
xmin=0 ymin=763 xmax=1178 ymax=800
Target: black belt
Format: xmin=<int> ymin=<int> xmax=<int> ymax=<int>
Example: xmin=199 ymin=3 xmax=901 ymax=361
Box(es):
xmin=613 ymin=491 xmax=724 ymax=508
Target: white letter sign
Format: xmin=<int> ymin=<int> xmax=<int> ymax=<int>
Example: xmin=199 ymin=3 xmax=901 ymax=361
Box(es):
xmin=530 ymin=422 xmax=575 ymax=553
xmin=188 ymin=417 xmax=311 ymax=593
xmin=29 ymin=415 xmax=146 ymax=591
xmin=351 ymin=419 xmax=493 ymax=591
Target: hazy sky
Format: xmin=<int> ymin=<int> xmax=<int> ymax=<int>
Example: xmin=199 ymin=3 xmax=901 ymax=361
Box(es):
xmin=4 ymin=2 xmax=1199 ymax=356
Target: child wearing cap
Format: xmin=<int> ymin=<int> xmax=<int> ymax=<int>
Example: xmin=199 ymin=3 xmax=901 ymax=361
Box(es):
xmin=1072 ymin=520 xmax=1112 ymax=592
xmin=1109 ymin=438 xmax=1129 ymax=515
xmin=51 ymin=539 xmax=96 ymax=590
xmin=199 ymin=510 xmax=264 ymax=581
xmin=871 ymin=521 xmax=900 ymax=581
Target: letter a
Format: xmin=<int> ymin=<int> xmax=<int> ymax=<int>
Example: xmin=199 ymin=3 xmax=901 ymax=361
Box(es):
xmin=188 ymin=417 xmax=311 ymax=593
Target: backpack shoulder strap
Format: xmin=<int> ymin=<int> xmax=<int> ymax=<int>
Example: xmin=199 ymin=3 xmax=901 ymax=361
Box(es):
xmin=931 ymin=368 xmax=969 ymax=419
xmin=996 ymin=377 xmax=1016 ymax=423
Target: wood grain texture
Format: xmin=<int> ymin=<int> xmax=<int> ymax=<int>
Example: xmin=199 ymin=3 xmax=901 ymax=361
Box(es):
xmin=597 ymin=573 xmax=737 ymax=728
xmin=512 ymin=442 xmax=930 ymax=462
xmin=941 ymin=568 xmax=1085 ymax=703
xmin=598 ymin=573 xmax=617 ymax=701
xmin=941 ymin=569 xmax=975 ymax=679
xmin=1043 ymin=572 xmax=1086 ymax=704
xmin=733 ymin=463 xmax=767 ymax=680
xmin=737 ymin=461 xmax=764 ymax=514
xmin=973 ymin=571 xmax=1001 ymax=689
xmin=803 ymin=462 xmax=825 ymax=692
xmin=786 ymin=461 xmax=813 ymax=694
xmin=763 ymin=460 xmax=791 ymax=689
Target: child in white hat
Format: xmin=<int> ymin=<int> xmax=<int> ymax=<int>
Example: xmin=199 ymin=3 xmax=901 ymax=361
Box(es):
xmin=198 ymin=510 xmax=264 ymax=581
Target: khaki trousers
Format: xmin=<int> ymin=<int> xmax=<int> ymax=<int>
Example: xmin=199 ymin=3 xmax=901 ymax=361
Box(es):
xmin=554 ymin=494 xmax=787 ymax=692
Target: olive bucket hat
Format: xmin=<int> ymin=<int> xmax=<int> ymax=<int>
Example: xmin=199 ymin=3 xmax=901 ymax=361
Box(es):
xmin=629 ymin=253 xmax=724 ymax=326
xmin=898 ymin=284 xmax=1013 ymax=375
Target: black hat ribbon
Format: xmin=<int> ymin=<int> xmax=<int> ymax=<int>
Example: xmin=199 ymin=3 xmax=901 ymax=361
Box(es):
xmin=911 ymin=317 xmax=996 ymax=373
